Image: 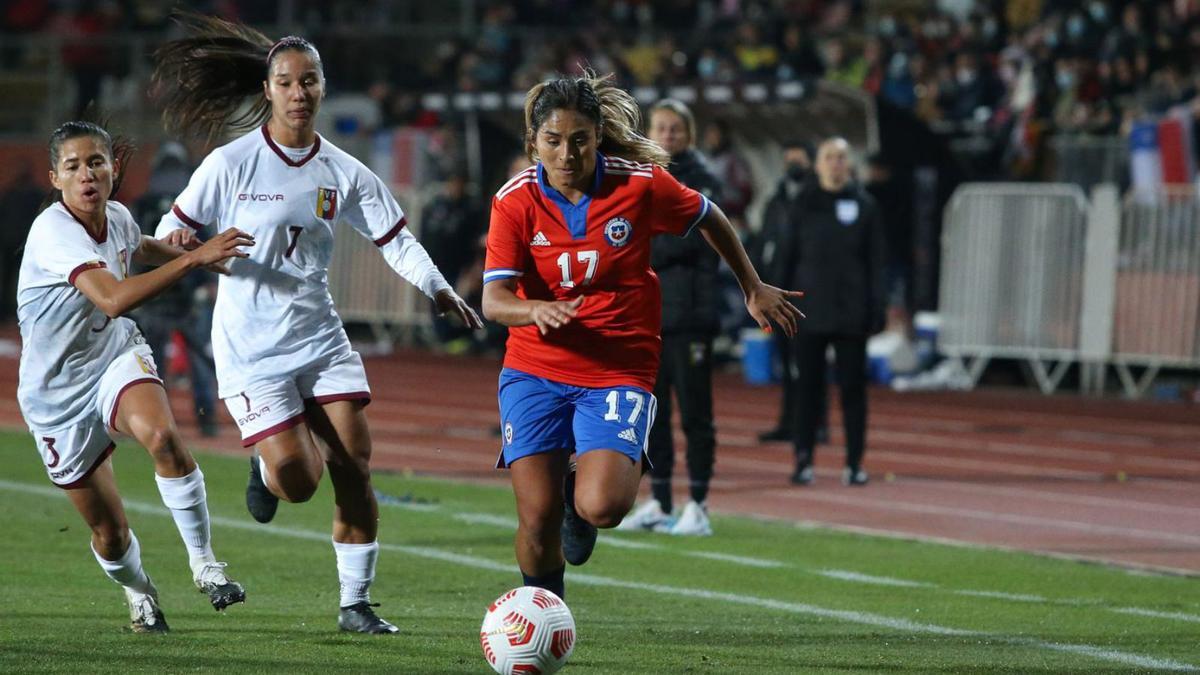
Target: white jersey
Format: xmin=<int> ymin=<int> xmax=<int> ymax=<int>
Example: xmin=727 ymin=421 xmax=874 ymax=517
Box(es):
xmin=17 ymin=201 xmax=144 ymax=430
xmin=157 ymin=126 xmax=451 ymax=397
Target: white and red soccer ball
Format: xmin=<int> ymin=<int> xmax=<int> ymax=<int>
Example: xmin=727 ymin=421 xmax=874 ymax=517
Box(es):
xmin=480 ymin=586 xmax=576 ymax=675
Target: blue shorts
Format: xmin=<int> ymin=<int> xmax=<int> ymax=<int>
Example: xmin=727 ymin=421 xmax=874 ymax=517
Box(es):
xmin=496 ymin=368 xmax=657 ymax=469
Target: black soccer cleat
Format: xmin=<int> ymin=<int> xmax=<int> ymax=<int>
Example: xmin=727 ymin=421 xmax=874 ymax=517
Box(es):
xmin=246 ymin=451 xmax=279 ymax=523
xmin=194 ymin=562 xmax=246 ymax=611
xmin=338 ymin=602 xmax=399 ymax=634
xmin=560 ymin=467 xmax=597 ymax=566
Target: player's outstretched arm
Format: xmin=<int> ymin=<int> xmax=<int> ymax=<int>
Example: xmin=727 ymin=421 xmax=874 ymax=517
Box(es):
xmin=482 ymin=278 xmax=582 ymax=335
xmin=75 ymin=229 xmax=254 ymax=318
xmin=136 ymin=233 xmax=238 ymax=275
xmin=695 ymin=202 xmax=805 ymax=337
xmin=434 ymin=288 xmax=484 ymax=330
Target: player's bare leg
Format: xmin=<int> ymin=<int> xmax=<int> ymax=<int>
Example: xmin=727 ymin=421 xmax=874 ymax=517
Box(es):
xmin=559 ymin=449 xmax=642 ymax=566
xmin=509 ymin=451 xmax=569 ymax=597
xmin=252 ymin=423 xmax=325 ymax=505
xmin=306 ymin=399 xmax=397 ymax=634
xmin=573 ymin=449 xmax=642 ymax=528
xmin=114 ymin=382 xmax=245 ymax=611
xmin=65 ymin=461 xmax=167 ymax=632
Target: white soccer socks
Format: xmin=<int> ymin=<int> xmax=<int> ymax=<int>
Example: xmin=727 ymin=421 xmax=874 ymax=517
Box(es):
xmin=155 ymin=466 xmax=216 ymax=571
xmin=92 ymin=529 xmax=156 ymax=596
xmin=333 ymin=539 xmax=379 ymax=608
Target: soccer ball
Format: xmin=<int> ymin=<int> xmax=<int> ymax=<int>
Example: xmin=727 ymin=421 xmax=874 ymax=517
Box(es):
xmin=480 ymin=586 xmax=576 ymax=675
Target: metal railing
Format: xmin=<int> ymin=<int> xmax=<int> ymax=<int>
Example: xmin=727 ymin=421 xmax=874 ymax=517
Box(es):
xmin=938 ymin=183 xmax=1090 ymax=393
xmin=327 ymin=185 xmax=437 ymax=342
xmin=1111 ymin=186 xmax=1200 ymax=394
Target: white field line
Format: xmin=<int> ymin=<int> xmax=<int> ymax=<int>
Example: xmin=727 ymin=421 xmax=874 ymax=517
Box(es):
xmin=816 ymin=570 xmax=933 ymax=587
xmin=383 ymin=489 xmax=1200 ymax=620
xmin=1112 ymin=607 xmax=1200 ymax=624
xmin=955 ymin=589 xmax=1048 ymax=603
xmin=776 ymin=490 xmax=1200 ymax=546
xmin=685 ymin=552 xmax=786 ymax=568
xmin=0 ymin=479 xmax=1196 ymax=672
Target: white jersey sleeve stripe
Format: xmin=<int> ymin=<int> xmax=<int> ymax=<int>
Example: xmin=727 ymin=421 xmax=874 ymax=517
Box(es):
xmin=372 ymin=216 xmax=408 ymax=247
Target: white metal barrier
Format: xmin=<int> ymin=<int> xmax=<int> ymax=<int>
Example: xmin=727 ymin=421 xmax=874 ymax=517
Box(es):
xmin=327 ymin=186 xmax=436 ymax=345
xmin=1112 ymin=186 xmax=1200 ymax=395
xmin=938 ymin=183 xmax=1090 ymax=393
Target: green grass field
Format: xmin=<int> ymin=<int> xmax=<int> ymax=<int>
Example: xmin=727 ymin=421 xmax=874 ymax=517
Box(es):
xmin=1 ymin=428 xmax=1197 ymax=673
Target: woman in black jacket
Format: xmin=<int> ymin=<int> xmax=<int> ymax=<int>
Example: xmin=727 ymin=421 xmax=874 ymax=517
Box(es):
xmin=772 ymin=137 xmax=887 ymax=486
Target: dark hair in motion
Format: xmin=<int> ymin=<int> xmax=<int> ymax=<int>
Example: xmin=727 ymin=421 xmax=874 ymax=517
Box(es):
xmin=523 ymin=71 xmax=669 ymax=167
xmin=151 ymin=11 xmax=322 ymax=141
xmin=44 ymin=119 xmax=134 ymax=209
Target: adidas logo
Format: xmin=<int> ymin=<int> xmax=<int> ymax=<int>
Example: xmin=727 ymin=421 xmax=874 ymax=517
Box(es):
xmin=617 ymin=428 xmax=638 ymax=444
xmin=530 ymin=231 xmax=551 ymax=247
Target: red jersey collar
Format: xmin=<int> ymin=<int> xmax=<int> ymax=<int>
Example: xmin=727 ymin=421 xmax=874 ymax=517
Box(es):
xmin=261 ymin=124 xmax=321 ymax=167
xmin=60 ymin=199 xmax=107 ymax=244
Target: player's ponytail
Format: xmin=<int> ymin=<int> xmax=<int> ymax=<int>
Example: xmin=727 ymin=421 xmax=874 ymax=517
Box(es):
xmin=524 ymin=71 xmax=670 ymax=168
xmin=151 ymin=11 xmax=321 ymax=141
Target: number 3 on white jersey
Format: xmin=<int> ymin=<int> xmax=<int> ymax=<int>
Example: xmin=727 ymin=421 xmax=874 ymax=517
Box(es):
xmin=557 ymin=250 xmax=599 ymax=289
xmin=604 ymin=390 xmax=645 ymax=424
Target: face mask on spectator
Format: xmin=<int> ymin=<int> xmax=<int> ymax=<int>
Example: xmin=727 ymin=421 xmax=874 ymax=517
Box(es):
xmin=786 ymin=164 xmax=808 ymax=181
xmin=1056 ymin=70 xmax=1075 ymax=90
xmin=1067 ymin=16 xmax=1085 ymax=39
xmin=982 ymin=17 xmax=998 ymax=40
xmin=956 ymin=67 xmax=976 ymax=85
xmin=1089 ymin=2 xmax=1107 ymax=23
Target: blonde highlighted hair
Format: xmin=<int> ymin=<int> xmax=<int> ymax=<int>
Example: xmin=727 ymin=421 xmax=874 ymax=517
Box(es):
xmin=523 ymin=72 xmax=670 ymax=168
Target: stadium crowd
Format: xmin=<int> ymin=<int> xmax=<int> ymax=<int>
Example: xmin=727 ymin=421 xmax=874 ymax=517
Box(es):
xmin=6 ymin=1 xmax=1200 ymax=139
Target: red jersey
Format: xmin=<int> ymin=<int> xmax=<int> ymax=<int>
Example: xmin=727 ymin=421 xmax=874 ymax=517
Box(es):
xmin=485 ymin=153 xmax=711 ymax=390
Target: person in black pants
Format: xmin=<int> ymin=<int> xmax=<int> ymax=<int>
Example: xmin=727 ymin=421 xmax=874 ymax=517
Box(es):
xmin=753 ymin=139 xmax=828 ymax=446
xmin=772 ymin=137 xmax=886 ymax=486
xmin=617 ymin=99 xmax=722 ymax=536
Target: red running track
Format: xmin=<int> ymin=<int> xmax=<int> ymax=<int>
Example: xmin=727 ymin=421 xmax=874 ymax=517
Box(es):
xmin=3 ymin=345 xmax=1198 ymax=575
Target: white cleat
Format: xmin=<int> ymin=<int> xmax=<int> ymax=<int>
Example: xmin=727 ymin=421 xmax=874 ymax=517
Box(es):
xmin=666 ymin=501 xmax=713 ymax=536
xmin=615 ymin=499 xmax=671 ymax=532
xmin=125 ymin=582 xmax=169 ymax=633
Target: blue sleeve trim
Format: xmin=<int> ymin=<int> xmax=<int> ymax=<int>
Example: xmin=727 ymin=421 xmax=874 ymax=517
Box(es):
xmin=483 ymin=269 xmax=524 ymax=283
xmin=683 ymin=194 xmax=711 ymax=236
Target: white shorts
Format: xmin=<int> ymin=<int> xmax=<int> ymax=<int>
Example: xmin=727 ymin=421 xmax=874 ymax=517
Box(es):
xmin=223 ymin=350 xmax=371 ymax=447
xmin=32 ymin=345 xmax=163 ymax=488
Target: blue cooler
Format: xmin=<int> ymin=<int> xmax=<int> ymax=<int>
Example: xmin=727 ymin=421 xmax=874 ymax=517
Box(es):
xmin=740 ymin=328 xmax=776 ymax=385
xmin=914 ymin=311 xmax=940 ymax=370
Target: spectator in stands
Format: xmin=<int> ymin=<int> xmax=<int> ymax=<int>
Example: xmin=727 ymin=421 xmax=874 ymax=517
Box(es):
xmin=619 ymin=99 xmax=722 ymax=537
xmin=775 ymin=22 xmax=825 ymax=81
xmin=771 ymin=137 xmax=885 ymax=487
xmin=131 ymin=142 xmax=219 ymax=437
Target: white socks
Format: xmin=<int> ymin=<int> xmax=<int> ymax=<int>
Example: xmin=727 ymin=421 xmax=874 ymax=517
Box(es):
xmin=258 ymin=454 xmax=273 ymax=491
xmin=93 ymin=530 xmax=155 ymax=596
xmin=155 ymin=466 xmax=216 ymax=571
xmin=333 ymin=539 xmax=379 ymax=608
